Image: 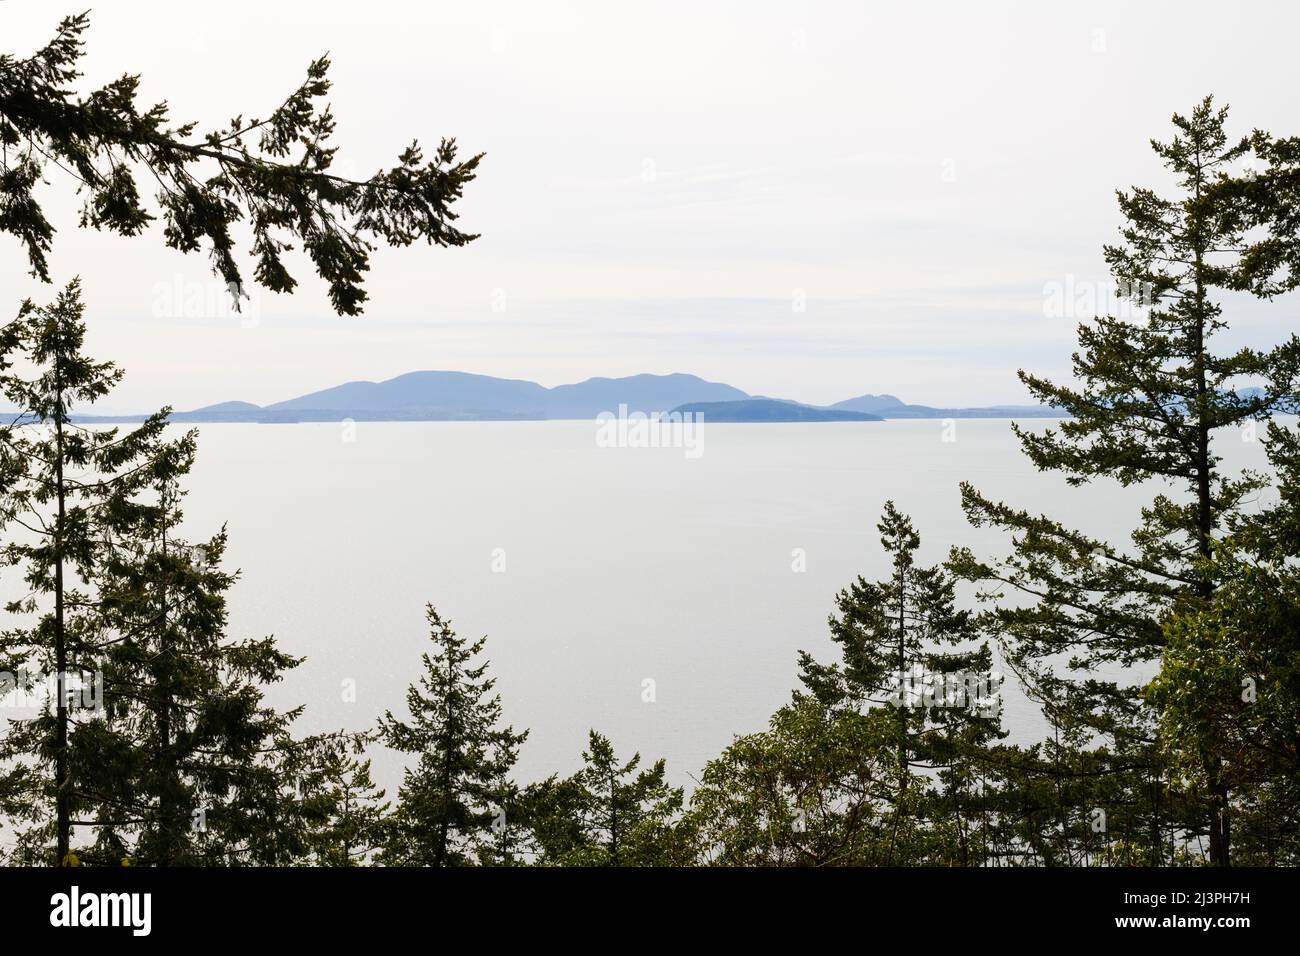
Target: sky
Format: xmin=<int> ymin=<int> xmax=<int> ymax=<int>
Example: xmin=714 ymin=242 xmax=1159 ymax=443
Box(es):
xmin=2 ymin=0 xmax=1299 ymax=412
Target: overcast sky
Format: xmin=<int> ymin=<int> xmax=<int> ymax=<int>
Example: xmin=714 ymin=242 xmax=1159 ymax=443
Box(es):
xmin=3 ymin=0 xmax=1299 ymax=411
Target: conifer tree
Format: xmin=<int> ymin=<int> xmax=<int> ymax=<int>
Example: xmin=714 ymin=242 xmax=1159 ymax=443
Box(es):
xmin=88 ymin=496 xmax=310 ymax=866
xmin=0 ymin=280 xmax=311 ymax=865
xmin=300 ymin=733 xmax=391 ymax=866
xmin=378 ymin=606 xmax=527 ymax=866
xmin=951 ymin=98 xmax=1300 ymax=865
xmin=0 ymin=279 xmax=167 ymax=864
xmin=1146 ymin=425 xmax=1300 ymax=864
xmin=531 ymin=730 xmax=685 ymax=867
xmin=690 ymin=502 xmax=1001 ymax=866
xmin=800 ymin=501 xmax=1003 ymax=860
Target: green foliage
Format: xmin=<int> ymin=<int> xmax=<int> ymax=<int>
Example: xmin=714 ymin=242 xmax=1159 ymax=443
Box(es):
xmin=1148 ymin=546 xmax=1300 ymax=864
xmin=689 ymin=694 xmax=925 ymax=865
xmin=0 ymin=279 xmax=170 ymax=863
xmin=0 ymin=13 xmax=481 ymax=315
xmin=378 ymin=606 xmax=526 ymax=866
xmin=300 ymin=733 xmax=391 ymax=866
xmin=4 ymin=94 xmax=1299 ymax=870
xmin=528 ymin=730 xmax=686 ymax=866
xmin=691 ymin=503 xmax=1003 ymax=866
xmin=86 ymin=467 xmax=311 ymax=866
xmin=0 ymin=281 xmax=310 ymax=865
xmin=951 ymin=98 xmax=1300 ymax=866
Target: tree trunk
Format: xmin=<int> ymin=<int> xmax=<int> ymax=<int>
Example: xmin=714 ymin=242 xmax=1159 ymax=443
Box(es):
xmin=1207 ymin=770 xmax=1231 ymax=866
xmin=53 ymin=381 xmax=70 ymax=866
xmin=896 ymin=570 xmax=907 ymax=782
xmin=1191 ymin=152 xmax=1229 ymax=865
xmin=435 ymin=653 xmax=454 ymax=866
xmin=157 ymin=489 xmax=175 ymax=865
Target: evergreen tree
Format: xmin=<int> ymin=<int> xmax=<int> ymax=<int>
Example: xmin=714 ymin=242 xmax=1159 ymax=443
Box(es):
xmin=1147 ymin=428 xmax=1300 ymax=864
xmin=689 ymin=503 xmax=1001 ymax=866
xmin=88 ymin=507 xmax=311 ymax=866
xmin=378 ymin=606 xmax=527 ymax=866
xmin=0 ymin=279 xmax=167 ymax=864
xmin=0 ymin=280 xmax=311 ymax=865
xmin=800 ymin=501 xmax=1003 ymax=862
xmin=530 ymin=730 xmax=685 ymax=867
xmin=951 ymin=98 xmax=1300 ymax=865
xmin=0 ymin=12 xmax=480 ymax=315
xmin=300 ymin=733 xmax=391 ymax=866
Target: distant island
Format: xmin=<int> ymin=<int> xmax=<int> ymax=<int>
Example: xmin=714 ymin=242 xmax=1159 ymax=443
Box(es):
xmin=62 ymin=370 xmax=1068 ymax=423
xmin=671 ymin=399 xmax=881 ymax=422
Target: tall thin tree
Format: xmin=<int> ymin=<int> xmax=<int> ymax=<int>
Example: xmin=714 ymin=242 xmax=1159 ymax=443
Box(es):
xmin=0 ymin=279 xmax=168 ymax=864
xmin=952 ymin=98 xmax=1300 ymax=865
xmin=378 ymin=606 xmax=527 ymax=866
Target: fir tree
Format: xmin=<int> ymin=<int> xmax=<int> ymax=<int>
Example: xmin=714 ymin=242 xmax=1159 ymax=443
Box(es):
xmin=88 ymin=492 xmax=310 ymax=866
xmin=800 ymin=501 xmax=1003 ymax=862
xmin=0 ymin=280 xmax=311 ymax=865
xmin=531 ymin=730 xmax=685 ymax=867
xmin=378 ymin=606 xmax=527 ymax=866
xmin=1147 ymin=427 xmax=1300 ymax=864
xmin=300 ymin=733 xmax=391 ymax=866
xmin=951 ymin=98 xmax=1300 ymax=865
xmin=473 ymin=749 xmax=542 ymax=866
xmin=0 ymin=279 xmax=168 ymax=864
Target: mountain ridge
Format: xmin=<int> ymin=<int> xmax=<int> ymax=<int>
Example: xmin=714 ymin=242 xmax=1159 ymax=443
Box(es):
xmin=672 ymin=399 xmax=882 ymax=423
xmin=62 ymin=370 xmax=1073 ymax=422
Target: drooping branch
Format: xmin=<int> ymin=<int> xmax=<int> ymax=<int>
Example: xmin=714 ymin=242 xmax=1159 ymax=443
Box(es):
xmin=0 ymin=12 xmax=481 ymax=315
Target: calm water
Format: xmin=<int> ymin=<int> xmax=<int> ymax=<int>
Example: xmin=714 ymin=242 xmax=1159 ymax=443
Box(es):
xmin=88 ymin=420 xmax=1286 ymax=791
